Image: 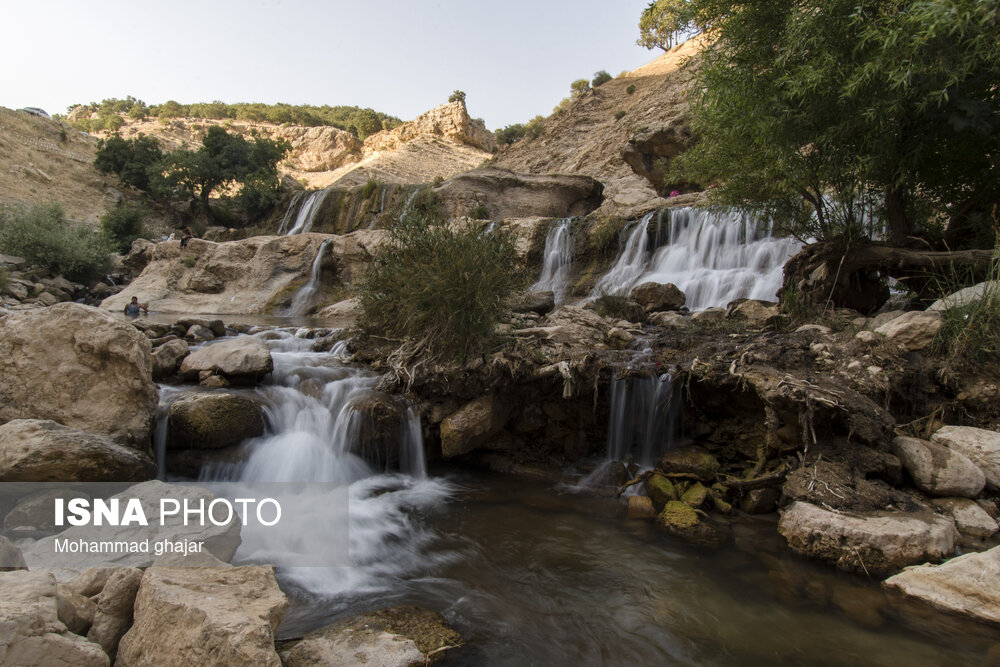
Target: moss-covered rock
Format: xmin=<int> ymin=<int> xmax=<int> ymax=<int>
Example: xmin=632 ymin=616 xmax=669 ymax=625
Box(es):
xmin=659 ymin=500 xmax=700 ymax=530
xmin=168 ymin=393 xmax=265 ymax=449
xmin=656 ymin=446 xmax=721 ymax=482
xmin=681 ymin=482 xmax=710 ymax=508
xmin=644 ymin=473 xmax=677 ymax=508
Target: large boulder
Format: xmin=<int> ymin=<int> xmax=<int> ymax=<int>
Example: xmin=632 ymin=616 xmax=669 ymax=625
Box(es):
xmin=883 ymin=545 xmax=1000 ymax=628
xmin=167 ymin=393 xmax=265 ymax=449
xmin=621 ymin=123 xmax=696 ymax=197
xmin=440 ymin=394 xmax=510 ymax=459
xmin=0 ymin=419 xmax=156 ymax=482
xmin=151 ymin=339 xmax=190 ymax=380
xmin=116 ymin=566 xmax=287 ymax=667
xmin=630 ymin=282 xmax=685 ymax=313
xmin=0 ymin=535 xmax=27 ymax=571
xmin=927 ymin=280 xmax=999 ymax=312
xmin=778 ymin=501 xmax=958 ymax=574
xmin=931 ymin=426 xmax=1000 ymax=490
xmin=434 ymin=168 xmax=604 ymax=220
xmin=179 ymin=336 xmax=273 ymax=384
xmin=655 ymin=446 xmax=720 ymax=482
xmin=0 ymin=303 xmax=157 ymax=448
xmin=0 ymin=570 xmax=109 ymax=666
xmin=891 ymin=436 xmax=986 ymax=498
xmin=87 ymin=567 xmax=142 ymax=659
xmin=279 ymin=606 xmax=463 ymax=667
xmin=874 ymin=310 xmax=943 ymax=351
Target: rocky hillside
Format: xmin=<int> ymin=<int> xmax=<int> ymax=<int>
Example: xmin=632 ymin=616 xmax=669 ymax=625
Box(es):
xmin=0 ymin=107 xmax=115 ymax=223
xmin=492 ymin=38 xmax=703 ymax=218
xmin=96 ymin=101 xmax=495 ymax=190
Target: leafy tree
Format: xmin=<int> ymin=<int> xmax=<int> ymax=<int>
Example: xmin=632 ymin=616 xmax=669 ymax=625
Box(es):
xmin=100 ymin=201 xmax=147 ymax=253
xmin=592 ymin=70 xmax=613 ymax=87
xmin=448 ymin=90 xmax=467 ymax=104
xmin=637 ymin=0 xmax=696 ymax=51
xmin=350 ymin=108 xmax=383 ymax=139
xmin=661 ymin=0 xmax=1000 ymax=248
xmin=94 ymin=134 xmax=164 ymax=192
xmin=570 ymin=79 xmax=591 ymax=95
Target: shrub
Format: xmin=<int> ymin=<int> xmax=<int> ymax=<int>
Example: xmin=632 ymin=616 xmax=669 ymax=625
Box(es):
xmin=592 ymin=70 xmax=613 ymax=87
xmin=100 ymin=202 xmax=147 ymax=253
xmin=360 ymin=214 xmax=523 ymax=358
xmin=933 ymin=246 xmax=1000 ymax=364
xmin=0 ymin=203 xmax=113 ymax=282
xmin=615 ymin=111 xmax=627 ymax=121
xmin=467 ymin=204 xmax=489 ymax=220
xmin=626 ymin=84 xmax=637 ymax=95
xmin=570 ymin=79 xmax=590 ymax=95
xmin=361 ymin=178 xmax=379 ymax=199
xmin=525 ymin=116 xmax=545 ymax=138
xmin=449 ymin=90 xmax=467 ymax=104
xmin=235 ymin=176 xmax=281 ymax=222
xmin=495 ymin=124 xmax=526 ymax=146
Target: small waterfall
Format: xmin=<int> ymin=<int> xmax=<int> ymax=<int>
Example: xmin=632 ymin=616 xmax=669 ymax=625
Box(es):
xmin=531 ymin=218 xmax=573 ymax=304
xmin=605 ymin=372 xmax=679 ymax=466
xmin=276 ymin=191 xmax=307 ymax=235
xmin=400 ymin=407 xmax=427 ymax=478
xmin=283 ymin=189 xmax=331 ymax=236
xmin=589 ymin=207 xmax=801 ymax=309
xmin=401 ymin=187 xmax=422 ymax=218
xmin=285 ymin=239 xmax=332 ymax=317
xmin=590 ymin=211 xmax=661 ymax=298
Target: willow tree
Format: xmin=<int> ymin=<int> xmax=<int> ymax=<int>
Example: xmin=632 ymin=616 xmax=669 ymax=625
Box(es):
xmin=643 ymin=0 xmax=1000 ymax=308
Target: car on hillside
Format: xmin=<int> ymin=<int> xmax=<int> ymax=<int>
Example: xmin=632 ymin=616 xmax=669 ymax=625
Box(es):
xmin=19 ymin=107 xmax=50 ymax=119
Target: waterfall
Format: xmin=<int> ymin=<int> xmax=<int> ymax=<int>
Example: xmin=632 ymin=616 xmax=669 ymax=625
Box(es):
xmin=590 ymin=207 xmax=801 ymax=310
xmin=282 ymin=189 xmax=331 ymax=236
xmin=276 ymin=191 xmax=306 ymax=235
xmin=605 ymin=373 xmax=678 ymax=466
xmin=531 ymin=219 xmax=573 ymax=304
xmin=285 ymin=239 xmax=332 ymax=317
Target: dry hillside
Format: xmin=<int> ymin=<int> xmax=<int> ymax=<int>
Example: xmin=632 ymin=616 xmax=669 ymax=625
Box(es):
xmin=0 ymin=107 xmax=115 ymax=223
xmin=492 ymin=38 xmax=702 ymax=218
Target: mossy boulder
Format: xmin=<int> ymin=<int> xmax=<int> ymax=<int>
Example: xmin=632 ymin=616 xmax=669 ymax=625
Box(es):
xmin=656 ymin=446 xmax=720 ymax=482
xmin=644 ymin=473 xmax=677 ymax=508
xmin=681 ymin=482 xmax=710 ymax=508
xmin=658 ymin=500 xmax=728 ymax=547
xmin=659 ymin=500 xmax=700 ymax=529
xmin=168 ymin=393 xmax=265 ymax=449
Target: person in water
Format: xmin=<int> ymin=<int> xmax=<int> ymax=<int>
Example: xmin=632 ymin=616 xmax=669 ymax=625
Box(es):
xmin=124 ymin=296 xmax=148 ymax=318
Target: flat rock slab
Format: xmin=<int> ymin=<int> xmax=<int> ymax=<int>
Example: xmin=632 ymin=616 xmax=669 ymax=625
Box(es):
xmin=874 ymin=310 xmax=942 ymax=351
xmin=931 ymin=426 xmax=1000 ymax=490
xmin=884 ymin=545 xmax=1000 ymax=627
xmin=778 ymin=501 xmax=958 ymax=574
xmin=891 ymin=435 xmax=985 ymax=498
xmin=179 ymin=336 xmax=273 ymax=383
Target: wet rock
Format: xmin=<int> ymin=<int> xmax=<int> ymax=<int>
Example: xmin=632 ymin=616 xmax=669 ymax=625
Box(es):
xmin=179 ymin=336 xmax=274 ymax=384
xmin=605 ymin=327 xmax=635 ymax=349
xmin=644 ymin=473 xmax=676 ymax=508
xmin=874 ymin=311 xmax=942 ymax=351
xmin=87 ymin=567 xmax=142 ymax=659
xmin=658 ymin=500 xmax=726 ymax=546
xmin=691 ymin=307 xmax=725 ymax=324
xmin=627 ymin=495 xmax=658 ymax=519
xmin=4 ymin=488 xmax=89 ymax=536
xmin=739 ymin=487 xmax=780 ymax=514
xmin=648 ymin=311 xmax=689 ymax=328
xmin=0 ymin=419 xmax=156 ymax=482
xmin=0 ymin=535 xmax=27 ymax=571
xmin=352 ymin=394 xmax=408 ymax=470
xmin=680 ymin=482 xmax=710 ymax=509
xmin=116 ymin=566 xmax=287 ymax=667
xmin=151 ymin=339 xmax=190 ymax=380
xmin=440 ymin=394 xmax=509 ymax=459
xmin=0 ymin=570 xmax=109 ymax=666
xmin=512 ymin=290 xmax=556 ymax=315
xmin=931 ymin=498 xmax=999 ymax=539
xmin=167 ymin=393 xmax=265 ymax=450
xmin=176 ymin=317 xmax=226 ymax=337
xmin=199 ymin=374 xmax=231 ymax=389
xmin=883 ymin=545 xmax=1000 ymax=627
xmin=931 ymin=425 xmax=1000 ymax=490
xmin=891 ymin=436 xmax=986 ymax=498
xmin=165 ymin=445 xmax=252 ymax=478
xmin=0 ymin=303 xmax=157 ymax=448
xmin=279 ymin=605 xmax=463 ymax=667
xmin=56 ymin=583 xmax=95 ymax=636
xmin=185 ymin=324 xmax=215 ymax=342
xmin=778 ymin=501 xmax=958 ymax=574
xmin=631 ymin=281 xmax=685 ymax=313
xmin=655 ymin=446 xmax=720 ymax=482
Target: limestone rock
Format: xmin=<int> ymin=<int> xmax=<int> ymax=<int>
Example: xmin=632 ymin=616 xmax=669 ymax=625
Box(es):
xmin=184 ymin=324 xmax=215 ymax=342
xmin=778 ymin=501 xmax=958 ymax=574
xmin=0 ymin=419 xmax=156 ymax=482
xmin=279 ymin=606 xmax=462 ymax=667
xmin=364 ymin=101 xmax=495 ymax=156
xmin=655 ymin=446 xmax=720 ymax=482
xmin=176 ymin=317 xmax=225 ymax=337
xmin=891 ymin=436 xmax=986 ymax=498
xmin=874 ymin=310 xmax=943 ymax=351
xmin=931 ymin=425 xmax=1000 ymax=490
xmin=151 ymin=339 xmax=190 ymax=380
xmin=87 ymin=567 xmax=142 ymax=658
xmin=727 ymin=299 xmax=780 ymax=326
xmin=691 ymin=307 xmax=725 ymax=324
xmin=512 ymin=290 xmax=556 ymax=315
xmin=680 ymin=482 xmax=710 ymax=508
xmin=179 ymin=336 xmax=273 ymax=384
xmin=4 ymin=488 xmax=88 ymax=536
xmin=884 ymin=545 xmax=1000 ymax=627
xmin=57 ymin=584 xmax=96 ymax=636
xmin=0 ymin=535 xmax=27 ymax=571
xmin=116 ymin=566 xmax=288 ymax=667
xmin=271 ymin=125 xmax=362 ymax=172
xmin=932 ymin=498 xmax=999 ymax=539
xmin=435 ymin=168 xmax=604 ymax=221
xmin=626 ymin=495 xmax=657 ymax=519
xmin=0 ymin=570 xmax=109 ymax=666
xmin=69 ymin=568 xmax=120 ymax=598
xmin=440 ymin=394 xmax=509 ymax=458
xmin=928 ymin=281 xmax=999 ymax=312
xmin=605 ymin=327 xmax=635 ymax=349
xmin=121 ymin=239 xmax=156 ymax=275
xmin=648 ymin=311 xmax=689 ymax=328
xmin=630 ymin=281 xmax=685 ymax=313
xmin=621 ymin=123 xmax=695 ymax=197
xmin=167 ymin=393 xmax=265 ymax=450
xmin=0 ymin=303 xmax=157 ymax=447
xmin=530 ymin=305 xmax=609 ymax=347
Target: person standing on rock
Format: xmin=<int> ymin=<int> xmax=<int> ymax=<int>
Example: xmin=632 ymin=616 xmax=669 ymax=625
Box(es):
xmin=180 ymin=227 xmax=195 ymax=248
xmin=124 ymin=296 xmax=148 ymax=318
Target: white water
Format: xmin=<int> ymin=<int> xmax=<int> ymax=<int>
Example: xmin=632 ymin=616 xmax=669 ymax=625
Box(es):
xmin=531 ymin=219 xmax=573 ymax=304
xmin=285 ymin=240 xmax=331 ymax=317
xmin=605 ymin=372 xmax=678 ymax=466
xmin=276 ymin=191 xmax=306 ymax=235
xmin=591 ymin=208 xmax=802 ymax=310
xmin=281 ymin=189 xmax=331 ymax=236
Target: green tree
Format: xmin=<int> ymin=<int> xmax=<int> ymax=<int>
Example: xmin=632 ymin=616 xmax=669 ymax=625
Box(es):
xmin=570 ymin=79 xmax=590 ymax=95
xmin=350 ymin=108 xmax=383 ymax=139
xmin=449 ymin=90 xmax=467 ymax=104
xmin=637 ymin=0 xmax=696 ymax=51
xmin=592 ymin=70 xmax=613 ymax=87
xmin=94 ymin=134 xmax=164 ymax=192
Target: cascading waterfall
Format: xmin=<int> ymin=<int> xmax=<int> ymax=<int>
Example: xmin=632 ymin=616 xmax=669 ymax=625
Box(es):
xmin=605 ymin=372 xmax=679 ymax=466
xmin=531 ymin=218 xmax=573 ymax=304
xmin=285 ymin=239 xmax=332 ymax=317
xmin=590 ymin=207 xmax=801 ymax=310
xmin=276 ymin=191 xmax=307 ymax=235
xmin=281 ymin=189 xmax=331 ymax=236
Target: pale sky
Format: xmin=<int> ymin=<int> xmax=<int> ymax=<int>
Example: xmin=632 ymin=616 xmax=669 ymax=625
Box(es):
xmin=2 ymin=0 xmax=658 ymax=129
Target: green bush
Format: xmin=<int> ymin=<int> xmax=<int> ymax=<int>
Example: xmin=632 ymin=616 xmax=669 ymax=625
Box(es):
xmin=615 ymin=110 xmax=627 ymax=121
xmin=360 ymin=214 xmax=523 ymax=358
xmin=495 ymin=124 xmax=526 ymax=146
xmin=235 ymin=176 xmax=281 ymax=222
xmin=467 ymin=204 xmax=490 ymax=220
xmin=449 ymin=90 xmax=467 ymax=104
xmin=933 ymin=246 xmax=1000 ymax=364
xmin=94 ymin=134 xmax=163 ymax=192
xmin=626 ymin=84 xmax=637 ymax=95
xmin=100 ymin=202 xmax=147 ymax=253
xmin=0 ymin=203 xmax=113 ymax=282
xmin=571 ymin=79 xmax=591 ymax=95
xmin=592 ymin=70 xmax=613 ymax=87
xmin=361 ymin=178 xmax=379 ymax=199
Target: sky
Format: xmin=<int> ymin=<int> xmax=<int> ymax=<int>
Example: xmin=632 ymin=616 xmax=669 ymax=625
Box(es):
xmin=3 ymin=0 xmax=658 ymax=130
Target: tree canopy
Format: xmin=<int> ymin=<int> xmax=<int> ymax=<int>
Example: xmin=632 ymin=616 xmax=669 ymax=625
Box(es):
xmin=647 ymin=0 xmax=1000 ymax=248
